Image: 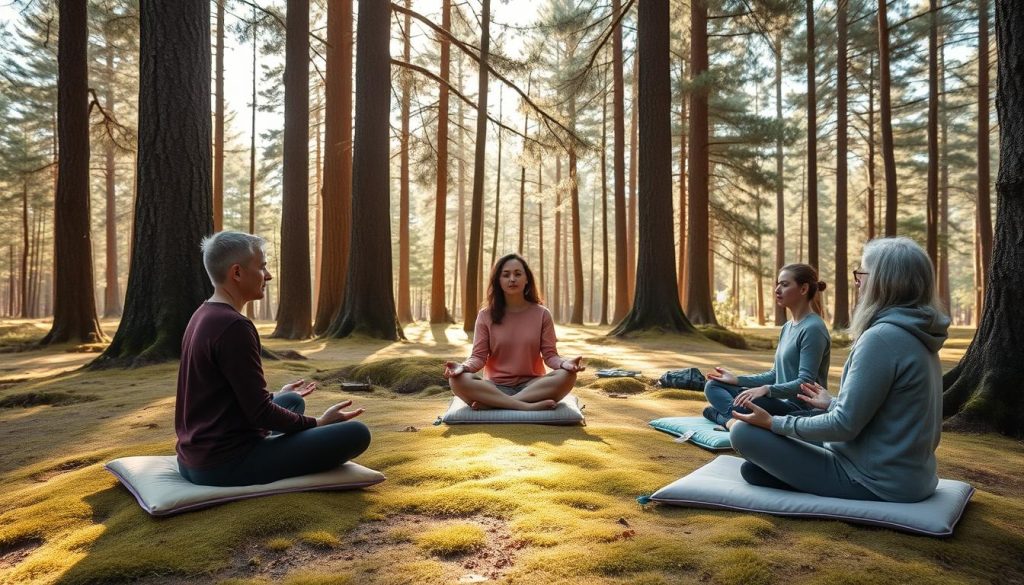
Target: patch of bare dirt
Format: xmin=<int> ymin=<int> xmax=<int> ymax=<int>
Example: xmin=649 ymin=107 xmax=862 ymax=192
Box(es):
xmin=0 ymin=537 xmax=43 ymax=571
xmin=222 ymin=514 xmax=521 ymax=583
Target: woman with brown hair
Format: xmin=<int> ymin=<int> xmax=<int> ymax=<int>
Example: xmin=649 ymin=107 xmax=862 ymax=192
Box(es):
xmin=444 ymin=253 xmax=584 ymax=410
xmin=702 ymin=263 xmax=831 ymax=428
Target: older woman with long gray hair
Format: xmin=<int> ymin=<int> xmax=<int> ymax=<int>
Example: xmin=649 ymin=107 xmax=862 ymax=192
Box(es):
xmin=730 ymin=237 xmax=950 ymax=502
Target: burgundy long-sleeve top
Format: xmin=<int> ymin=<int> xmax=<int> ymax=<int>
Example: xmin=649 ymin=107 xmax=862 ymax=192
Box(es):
xmin=175 ymin=302 xmax=316 ymax=469
xmin=462 ymin=304 xmax=565 ymax=386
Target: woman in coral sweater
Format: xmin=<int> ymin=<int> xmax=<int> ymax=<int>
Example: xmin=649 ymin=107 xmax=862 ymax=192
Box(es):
xmin=444 ymin=253 xmax=584 ymax=410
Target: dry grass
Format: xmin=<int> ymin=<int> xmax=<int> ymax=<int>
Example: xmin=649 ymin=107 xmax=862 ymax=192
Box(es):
xmin=0 ymin=321 xmax=1021 ymax=584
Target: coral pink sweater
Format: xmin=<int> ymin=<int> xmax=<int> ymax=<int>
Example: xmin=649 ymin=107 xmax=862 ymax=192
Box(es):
xmin=463 ymin=304 xmax=565 ymax=386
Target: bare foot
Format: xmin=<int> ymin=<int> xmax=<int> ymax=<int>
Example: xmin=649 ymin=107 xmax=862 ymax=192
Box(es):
xmin=524 ymin=399 xmax=557 ymax=411
xmin=470 ymin=401 xmax=493 ymax=411
xmin=724 ymin=419 xmax=737 ymax=430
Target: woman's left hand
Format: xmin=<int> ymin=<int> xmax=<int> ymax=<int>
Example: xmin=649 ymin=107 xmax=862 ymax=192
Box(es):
xmin=731 ymin=402 xmax=772 ymax=430
xmin=733 ymin=385 xmax=770 ymax=408
xmin=561 ymin=356 xmax=586 ymax=372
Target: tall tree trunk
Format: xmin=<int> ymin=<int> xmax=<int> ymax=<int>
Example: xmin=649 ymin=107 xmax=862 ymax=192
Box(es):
xmin=103 ymin=51 xmax=121 ymax=318
xmin=611 ymin=0 xmax=694 ymax=336
xmin=213 ymin=0 xmax=225 ymax=232
xmin=554 ymin=158 xmax=562 ymax=321
xmin=430 ymin=0 xmax=452 ymax=323
xmin=569 ymin=98 xmax=584 ymax=325
xmin=774 ymin=34 xmax=786 ymax=325
xmin=677 ymin=64 xmax=687 ymax=307
xmin=314 ymin=0 xmax=354 ymax=333
xmin=43 ymin=0 xmax=103 ymax=344
xmin=867 ymin=56 xmax=877 ymax=240
xmin=454 ymin=59 xmax=466 ymax=317
xmin=878 ymin=0 xmax=899 ymax=236
xmin=926 ymin=0 xmax=940 ymax=266
xmin=755 ymin=196 xmax=765 ymax=325
xmin=247 ymin=8 xmax=258 ymax=320
xmin=601 ymin=73 xmax=610 ymax=326
xmin=397 ymin=0 xmax=414 ymax=324
xmin=463 ymin=0 xmax=490 ymax=334
xmin=490 ymin=90 xmax=503 ymax=270
xmin=327 ymin=0 xmax=401 ymax=340
xmin=942 ymin=0 xmax=1024 ymax=437
xmin=537 ymin=166 xmax=545 ymax=299
xmin=518 ymin=76 xmax=531 ymax=254
xmin=272 ymin=0 xmax=313 ymax=339
xmin=627 ymin=61 xmax=638 ymax=305
xmin=938 ymin=35 xmax=952 ymax=312
xmin=805 ymin=0 xmax=818 ymax=269
xmin=834 ymin=0 xmax=850 ymax=329
xmin=683 ymin=0 xmax=717 ymax=326
xmin=20 ymin=180 xmax=29 ymax=319
xmin=95 ymin=0 xmax=213 ymax=367
xmin=611 ymin=0 xmax=628 ymax=323
xmin=976 ymin=0 xmax=993 ymax=318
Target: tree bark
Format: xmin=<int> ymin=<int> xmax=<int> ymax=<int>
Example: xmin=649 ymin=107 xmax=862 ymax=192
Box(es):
xmin=43 ymin=0 xmax=104 ymax=344
xmin=569 ymin=96 xmax=584 ymax=324
xmin=518 ymin=75 xmax=531 ymax=254
xmin=94 ymin=0 xmax=212 ymax=366
xmin=927 ymin=0 xmax=940 ymax=267
xmin=611 ymin=0 xmax=695 ymax=336
xmin=774 ymin=33 xmax=786 ymax=325
xmin=976 ymin=0 xmax=993 ymax=318
xmin=397 ymin=0 xmax=414 ymax=325
xmin=272 ymin=0 xmax=313 ymax=339
xmin=554 ymin=158 xmax=562 ymax=322
xmin=805 ymin=0 xmax=819 ymax=270
xmin=601 ymin=71 xmax=610 ymax=326
xmin=627 ymin=61 xmax=638 ymax=306
xmin=942 ymin=0 xmax=1024 ymax=437
xmin=463 ymin=0 xmax=490 ymax=334
xmin=490 ymin=90 xmax=503 ymax=270
xmin=611 ymin=0 xmax=628 ymax=323
xmin=834 ymin=0 xmax=850 ymax=329
xmin=314 ymin=0 xmax=354 ymax=333
xmin=878 ymin=0 xmax=899 ymax=236
xmin=103 ymin=50 xmax=122 ymax=318
xmin=327 ymin=0 xmax=402 ymax=340
xmin=938 ymin=35 xmax=952 ymax=312
xmin=429 ymin=0 xmax=453 ymax=323
xmin=213 ymin=0 xmax=225 ymax=232
xmin=677 ymin=62 xmax=687 ymax=308
xmin=247 ymin=7 xmax=257 ymax=320
xmin=683 ymin=0 xmax=717 ymax=326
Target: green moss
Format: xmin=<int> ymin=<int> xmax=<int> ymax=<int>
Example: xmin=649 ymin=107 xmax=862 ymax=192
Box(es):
xmin=281 ymin=573 xmax=353 ymax=585
xmin=645 ymin=389 xmax=706 ymax=401
xmin=0 ymin=391 xmax=99 ymax=408
xmin=299 ymin=530 xmax=340 ymax=549
xmin=319 ymin=357 xmax=455 ymax=395
xmin=264 ymin=538 xmax=293 ymax=552
xmin=589 ymin=377 xmax=648 ymax=395
xmin=415 ymin=523 xmax=486 ymax=556
xmin=697 ymin=326 xmax=749 ymax=350
xmin=711 ymin=549 xmax=774 ymax=585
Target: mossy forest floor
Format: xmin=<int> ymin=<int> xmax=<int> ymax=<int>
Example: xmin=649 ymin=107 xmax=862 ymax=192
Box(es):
xmin=1 ymin=319 xmax=1022 ymax=584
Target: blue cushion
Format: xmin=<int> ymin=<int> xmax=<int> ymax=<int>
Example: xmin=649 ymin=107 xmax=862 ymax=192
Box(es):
xmin=649 ymin=416 xmax=733 ymax=451
xmin=641 ymin=455 xmax=974 ymax=537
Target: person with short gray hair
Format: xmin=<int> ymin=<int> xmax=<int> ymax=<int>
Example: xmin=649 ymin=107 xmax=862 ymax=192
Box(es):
xmin=175 ymin=230 xmax=372 ymax=486
xmin=730 ymin=237 xmax=949 ymax=502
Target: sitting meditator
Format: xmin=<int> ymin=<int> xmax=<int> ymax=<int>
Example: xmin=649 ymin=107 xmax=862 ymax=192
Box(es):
xmin=175 ymin=231 xmax=370 ymax=486
xmin=730 ymin=237 xmax=950 ymax=502
xmin=444 ymin=253 xmax=584 ymax=410
xmin=702 ymin=263 xmax=831 ymax=427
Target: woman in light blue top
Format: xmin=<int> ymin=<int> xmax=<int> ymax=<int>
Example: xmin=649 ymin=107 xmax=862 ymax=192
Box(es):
xmin=702 ymin=263 xmax=831 ymax=427
xmin=731 ymin=237 xmax=949 ymax=502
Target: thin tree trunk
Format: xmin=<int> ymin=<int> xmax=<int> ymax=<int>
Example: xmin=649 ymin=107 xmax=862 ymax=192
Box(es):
xmin=314 ymin=0 xmax=354 ymax=332
xmin=463 ymin=0 xmax=490 ymax=334
xmin=879 ymin=0 xmax=899 ymax=235
xmin=976 ymin=0 xmax=993 ymax=317
xmin=867 ymin=56 xmax=877 ymax=240
xmin=430 ymin=0 xmax=452 ymax=323
xmin=397 ymin=0 xmax=414 ymax=324
xmin=611 ymin=0 xmax=694 ymax=336
xmin=327 ymin=0 xmax=402 ymax=340
xmin=247 ymin=8 xmax=257 ymax=320
xmin=938 ymin=34 xmax=951 ymax=312
xmin=537 ymin=166 xmax=545 ymax=299
xmin=806 ymin=0 xmax=818 ymax=269
xmin=44 ymin=0 xmax=104 ymax=344
xmin=518 ymin=76 xmax=531 ymax=254
xmin=683 ymin=0 xmax=717 ymax=326
xmin=272 ymin=0 xmax=313 ymax=339
xmin=554 ymin=158 xmax=562 ymax=321
xmin=677 ymin=61 xmax=687 ymax=307
xmin=490 ymin=89 xmax=503 ymax=270
xmin=313 ymin=83 xmax=323 ymax=309
xmin=611 ymin=0 xmax=628 ymax=323
xmin=601 ymin=72 xmax=609 ymax=326
xmin=103 ymin=50 xmax=121 ymax=318
xmin=627 ymin=61 xmax=638 ymax=304
xmin=834 ymin=0 xmax=850 ymax=328
xmin=774 ymin=34 xmax=786 ymax=325
xmin=213 ymin=0 xmax=224 ymax=232
xmin=95 ymin=0 xmax=213 ymax=367
xmin=569 ymin=96 xmax=584 ymax=325
xmin=926 ymin=0 xmax=940 ymax=266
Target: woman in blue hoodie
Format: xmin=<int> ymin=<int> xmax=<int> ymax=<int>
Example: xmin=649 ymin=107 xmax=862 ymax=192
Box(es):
xmin=730 ymin=237 xmax=950 ymax=502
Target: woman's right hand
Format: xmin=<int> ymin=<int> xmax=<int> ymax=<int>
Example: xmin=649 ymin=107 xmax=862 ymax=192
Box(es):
xmin=443 ymin=361 xmax=466 ymax=379
xmin=707 ymin=366 xmax=738 ymax=386
xmin=798 ymin=382 xmax=833 ymax=410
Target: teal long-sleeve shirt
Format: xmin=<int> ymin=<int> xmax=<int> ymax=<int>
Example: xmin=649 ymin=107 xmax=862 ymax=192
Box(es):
xmin=770 ymin=306 xmax=950 ymax=503
xmin=736 ymin=313 xmax=831 ymax=399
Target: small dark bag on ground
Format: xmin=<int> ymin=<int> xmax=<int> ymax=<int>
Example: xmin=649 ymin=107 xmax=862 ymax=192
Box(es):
xmin=658 ymin=368 xmax=706 ymax=390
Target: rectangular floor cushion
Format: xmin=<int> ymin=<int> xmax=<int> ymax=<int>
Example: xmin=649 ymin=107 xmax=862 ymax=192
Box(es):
xmin=106 ymin=455 xmax=386 ymax=517
xmin=649 ymin=416 xmax=733 ymax=451
xmin=435 ymin=393 xmax=585 ymax=425
xmin=639 ymin=455 xmax=974 ymax=537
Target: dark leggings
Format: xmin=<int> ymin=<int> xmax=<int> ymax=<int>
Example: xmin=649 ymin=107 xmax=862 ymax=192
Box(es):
xmin=703 ymin=379 xmax=802 ymax=425
xmin=178 ymin=392 xmax=372 ymax=487
xmin=730 ymin=421 xmax=881 ymax=500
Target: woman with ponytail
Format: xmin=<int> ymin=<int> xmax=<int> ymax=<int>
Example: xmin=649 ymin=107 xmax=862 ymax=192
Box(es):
xmin=701 ymin=264 xmax=831 ymax=428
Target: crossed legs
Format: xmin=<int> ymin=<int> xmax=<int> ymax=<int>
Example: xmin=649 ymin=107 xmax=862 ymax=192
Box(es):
xmin=449 ymin=369 xmax=576 ymax=410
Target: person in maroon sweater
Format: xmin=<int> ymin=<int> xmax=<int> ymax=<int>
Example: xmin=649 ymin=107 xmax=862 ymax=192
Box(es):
xmin=175 ymin=231 xmax=370 ymax=486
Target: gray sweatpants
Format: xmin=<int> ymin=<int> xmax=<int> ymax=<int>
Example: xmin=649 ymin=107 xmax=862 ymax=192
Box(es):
xmin=729 ymin=421 xmax=881 ymax=501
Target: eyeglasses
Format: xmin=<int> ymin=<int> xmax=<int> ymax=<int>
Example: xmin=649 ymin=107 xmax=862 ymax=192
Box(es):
xmin=852 ymin=269 xmax=869 ymax=286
